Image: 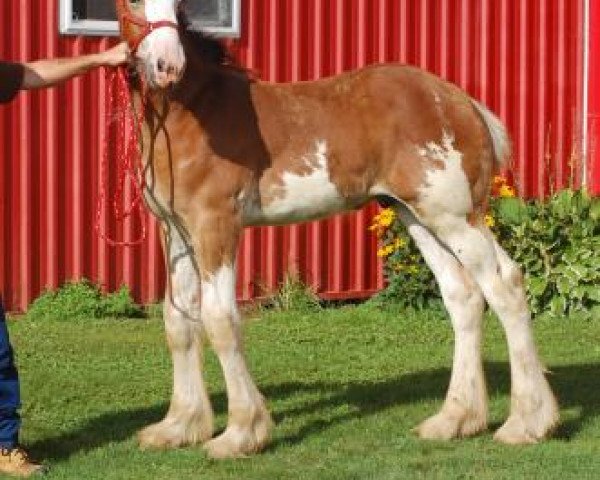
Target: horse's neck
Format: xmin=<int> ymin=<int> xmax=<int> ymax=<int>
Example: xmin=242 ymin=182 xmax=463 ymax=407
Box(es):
xmin=137 ymin=55 xmax=253 ymax=147
xmin=179 ymin=61 xmax=220 ymax=97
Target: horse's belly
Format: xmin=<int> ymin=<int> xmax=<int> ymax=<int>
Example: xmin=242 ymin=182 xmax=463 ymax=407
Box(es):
xmin=249 ymin=187 xmax=347 ymax=226
xmin=243 ymin=166 xmax=349 ymax=226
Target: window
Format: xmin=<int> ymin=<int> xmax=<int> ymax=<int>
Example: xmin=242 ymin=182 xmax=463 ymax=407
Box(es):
xmin=59 ymin=0 xmax=241 ymax=37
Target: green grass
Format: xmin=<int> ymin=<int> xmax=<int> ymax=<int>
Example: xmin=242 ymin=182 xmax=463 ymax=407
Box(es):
xmin=7 ymin=305 xmax=600 ymax=479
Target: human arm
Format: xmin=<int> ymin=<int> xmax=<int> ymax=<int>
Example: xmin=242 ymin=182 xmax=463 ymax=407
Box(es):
xmin=21 ymin=42 xmax=130 ymax=90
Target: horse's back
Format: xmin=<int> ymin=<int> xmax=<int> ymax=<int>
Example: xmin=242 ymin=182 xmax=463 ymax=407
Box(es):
xmin=253 ymin=63 xmax=482 ymax=159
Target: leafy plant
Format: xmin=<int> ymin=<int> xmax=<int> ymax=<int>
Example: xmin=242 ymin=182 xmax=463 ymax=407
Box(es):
xmin=267 ymin=273 xmax=322 ymax=312
xmin=367 ymin=208 xmax=438 ymax=309
xmin=27 ymin=280 xmax=144 ymax=321
xmin=491 ymin=188 xmax=600 ymax=318
xmin=369 ymin=177 xmax=600 ymax=319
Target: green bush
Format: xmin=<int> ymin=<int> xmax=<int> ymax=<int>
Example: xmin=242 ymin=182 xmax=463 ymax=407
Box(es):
xmin=370 ymin=189 xmax=600 ymax=318
xmin=27 ymin=280 xmax=144 ymax=321
xmin=491 ymin=189 xmax=600 ymax=318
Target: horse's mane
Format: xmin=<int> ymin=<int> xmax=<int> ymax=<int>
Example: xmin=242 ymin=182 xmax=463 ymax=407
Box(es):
xmin=176 ymin=10 xmax=236 ymax=68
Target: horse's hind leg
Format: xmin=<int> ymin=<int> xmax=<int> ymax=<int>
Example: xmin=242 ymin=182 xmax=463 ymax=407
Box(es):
xmin=487 ymin=234 xmax=560 ymax=443
xmin=424 ymin=212 xmax=559 ymax=443
xmin=191 ymin=213 xmax=273 ymax=459
xmin=396 ymin=206 xmax=488 ymax=440
xmin=138 ymin=225 xmax=214 ymax=449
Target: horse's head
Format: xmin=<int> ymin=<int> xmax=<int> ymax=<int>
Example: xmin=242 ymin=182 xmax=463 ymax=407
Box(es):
xmin=116 ymin=0 xmax=186 ymax=89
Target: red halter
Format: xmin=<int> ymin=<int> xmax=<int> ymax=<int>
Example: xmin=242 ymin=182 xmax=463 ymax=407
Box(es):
xmin=117 ymin=0 xmax=179 ymax=53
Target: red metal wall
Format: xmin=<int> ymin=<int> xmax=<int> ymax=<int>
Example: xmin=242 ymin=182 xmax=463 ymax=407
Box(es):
xmin=0 ymin=0 xmax=587 ymax=312
xmin=588 ymin=0 xmax=600 ymax=194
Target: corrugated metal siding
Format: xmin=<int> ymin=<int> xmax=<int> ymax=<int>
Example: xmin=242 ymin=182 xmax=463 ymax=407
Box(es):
xmin=0 ymin=0 xmax=587 ymax=311
xmin=588 ymin=0 xmax=600 ymax=194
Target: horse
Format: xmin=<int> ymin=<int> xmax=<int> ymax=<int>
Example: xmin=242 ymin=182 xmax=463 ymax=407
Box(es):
xmin=114 ymin=0 xmax=559 ymax=458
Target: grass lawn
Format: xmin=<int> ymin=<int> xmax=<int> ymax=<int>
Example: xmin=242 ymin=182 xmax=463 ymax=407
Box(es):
xmin=7 ymin=305 xmax=600 ymax=479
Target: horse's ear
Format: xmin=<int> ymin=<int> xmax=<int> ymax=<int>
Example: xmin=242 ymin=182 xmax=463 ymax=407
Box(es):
xmin=177 ymin=3 xmax=193 ymax=32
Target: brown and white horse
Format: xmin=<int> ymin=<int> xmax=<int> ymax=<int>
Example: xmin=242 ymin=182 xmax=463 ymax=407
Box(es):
xmin=115 ymin=0 xmax=559 ymax=458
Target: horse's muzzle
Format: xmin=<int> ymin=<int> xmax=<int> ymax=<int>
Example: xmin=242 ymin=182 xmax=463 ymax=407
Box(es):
xmin=150 ymin=57 xmax=185 ymax=89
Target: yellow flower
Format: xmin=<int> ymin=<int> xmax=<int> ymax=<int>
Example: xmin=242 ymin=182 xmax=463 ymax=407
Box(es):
xmin=498 ymin=185 xmax=516 ymax=198
xmin=493 ymin=175 xmax=506 ymax=188
xmin=393 ymin=237 xmax=406 ymax=250
xmin=377 ymin=208 xmax=395 ymax=227
xmin=369 ymin=208 xmax=397 ymax=238
xmin=485 ymin=214 xmax=495 ymax=227
xmin=377 ymin=245 xmax=395 ymax=257
xmin=492 ymin=174 xmax=517 ymax=198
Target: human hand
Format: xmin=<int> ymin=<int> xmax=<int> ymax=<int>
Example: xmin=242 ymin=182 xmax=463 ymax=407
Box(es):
xmin=98 ymin=42 xmax=131 ymax=67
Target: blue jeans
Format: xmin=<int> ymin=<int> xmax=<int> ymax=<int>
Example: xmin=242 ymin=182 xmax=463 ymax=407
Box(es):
xmin=0 ymin=303 xmax=20 ymax=448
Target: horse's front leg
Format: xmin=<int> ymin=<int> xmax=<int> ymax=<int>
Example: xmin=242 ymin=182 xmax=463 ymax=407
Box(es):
xmin=192 ymin=212 xmax=273 ymax=458
xmin=138 ymin=225 xmax=214 ymax=449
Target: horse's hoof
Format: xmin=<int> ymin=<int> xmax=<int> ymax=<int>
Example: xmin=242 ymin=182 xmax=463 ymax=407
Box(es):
xmin=493 ymin=412 xmax=558 ymax=445
xmin=204 ymin=426 xmax=271 ymax=459
xmin=493 ymin=416 xmax=539 ymax=444
xmin=414 ymin=409 xmax=487 ymax=440
xmin=204 ymin=431 xmax=250 ymax=459
xmin=138 ymin=418 xmax=213 ymax=450
xmin=138 ymin=422 xmax=182 ymax=450
xmin=204 ymin=411 xmax=273 ymax=459
xmin=494 ymin=388 xmax=559 ymax=444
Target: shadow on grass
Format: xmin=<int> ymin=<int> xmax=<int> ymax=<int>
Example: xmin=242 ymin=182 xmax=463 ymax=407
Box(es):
xmin=29 ymin=361 xmax=600 ymax=462
xmin=264 ymin=361 xmax=600 ymax=449
xmin=28 ymin=405 xmax=167 ymax=462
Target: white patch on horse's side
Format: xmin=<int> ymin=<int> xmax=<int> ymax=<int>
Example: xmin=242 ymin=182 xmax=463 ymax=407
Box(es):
xmin=252 ymin=140 xmax=346 ymax=224
xmin=417 ymin=131 xmax=472 ymax=226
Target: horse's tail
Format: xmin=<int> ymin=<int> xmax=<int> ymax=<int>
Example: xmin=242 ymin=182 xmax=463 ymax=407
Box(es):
xmin=471 ymin=100 xmax=512 ymax=168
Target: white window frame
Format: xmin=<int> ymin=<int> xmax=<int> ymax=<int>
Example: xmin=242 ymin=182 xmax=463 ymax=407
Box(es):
xmin=59 ymin=0 xmax=241 ymax=38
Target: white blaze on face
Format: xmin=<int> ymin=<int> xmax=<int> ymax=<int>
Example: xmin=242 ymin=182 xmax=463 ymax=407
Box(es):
xmin=417 ymin=131 xmax=473 ymax=227
xmin=259 ymin=140 xmax=346 ymax=224
xmin=138 ymin=0 xmax=185 ymax=87
xmin=144 ymin=0 xmax=178 ymax=22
